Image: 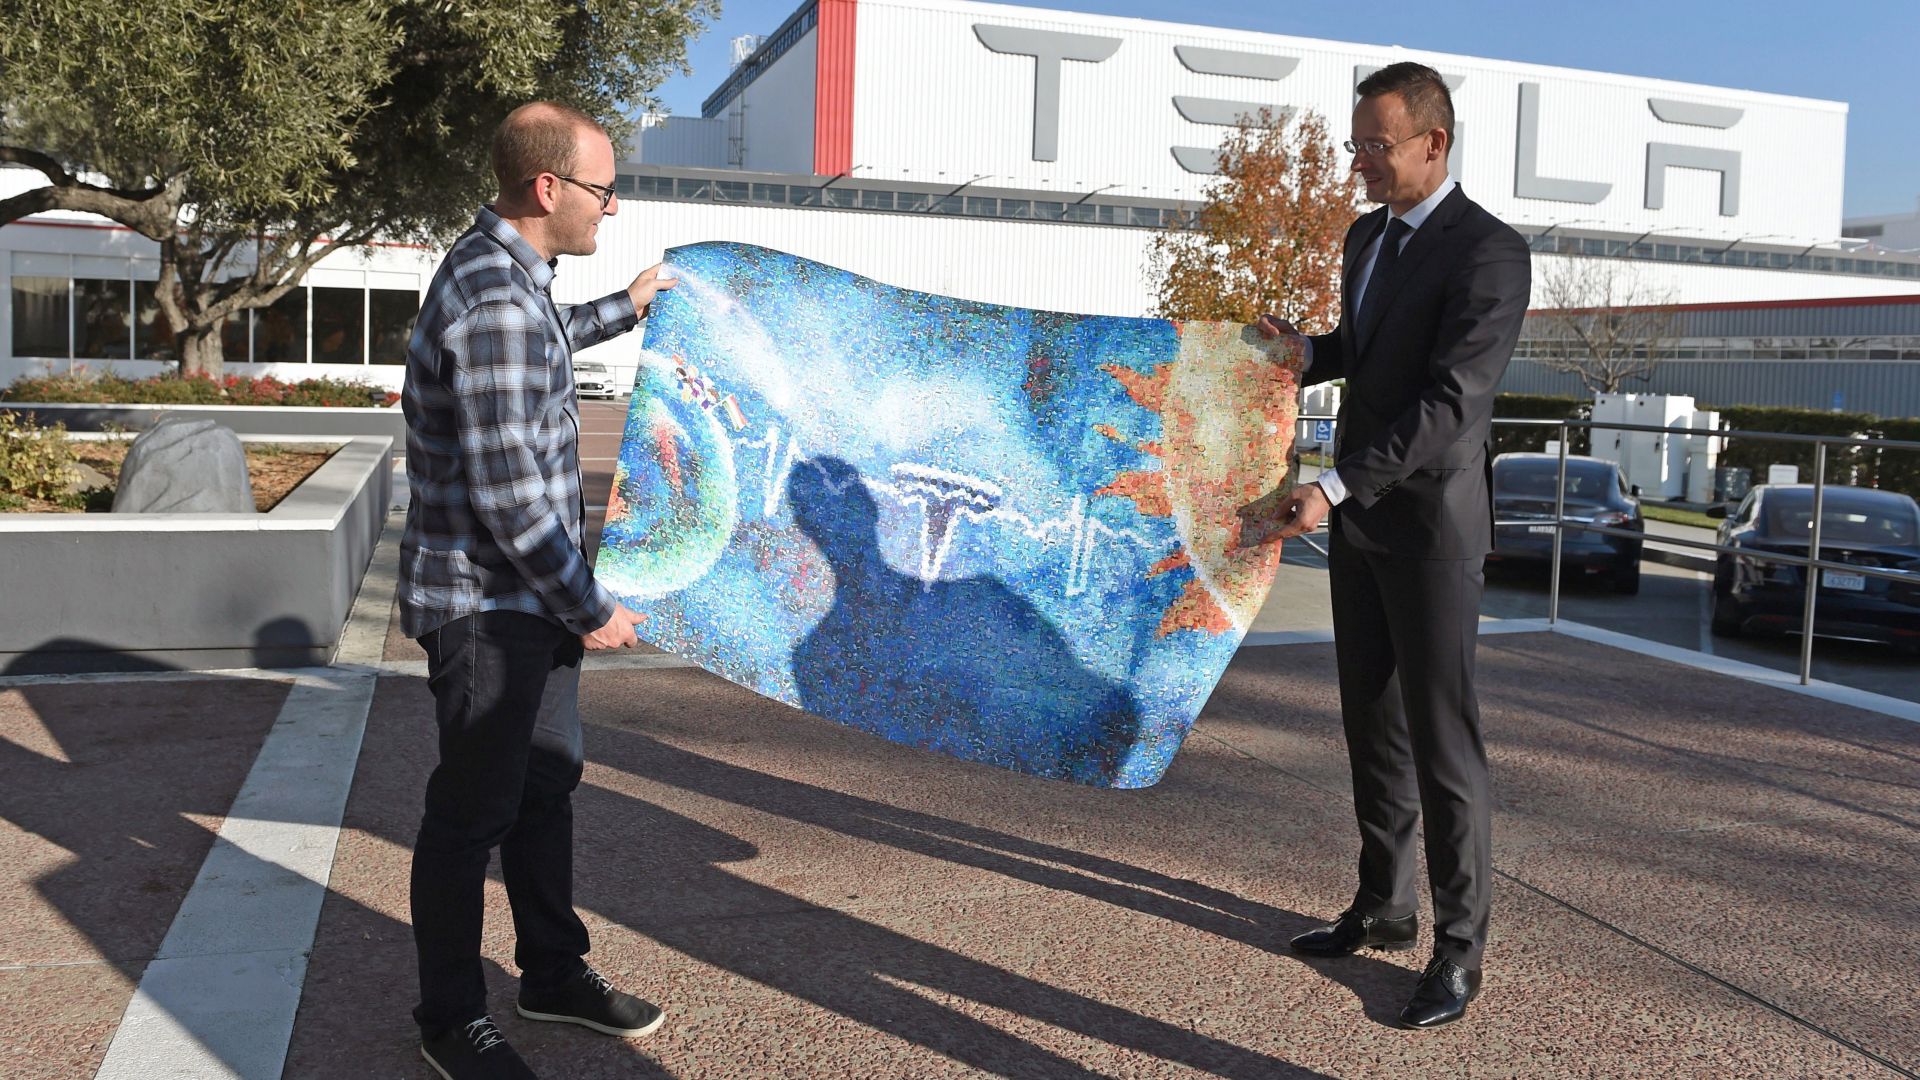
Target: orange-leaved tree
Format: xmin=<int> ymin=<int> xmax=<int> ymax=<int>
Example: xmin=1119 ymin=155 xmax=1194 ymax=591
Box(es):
xmin=1148 ymin=108 xmax=1360 ymax=333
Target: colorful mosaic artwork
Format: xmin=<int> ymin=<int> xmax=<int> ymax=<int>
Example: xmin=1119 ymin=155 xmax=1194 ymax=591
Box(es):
xmin=600 ymin=242 xmax=1306 ymax=788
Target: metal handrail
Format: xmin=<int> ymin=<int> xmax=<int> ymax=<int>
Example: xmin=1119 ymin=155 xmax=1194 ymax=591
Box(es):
xmin=1295 ymin=413 xmax=1920 ymax=452
xmin=1288 ymin=412 xmax=1920 ymax=685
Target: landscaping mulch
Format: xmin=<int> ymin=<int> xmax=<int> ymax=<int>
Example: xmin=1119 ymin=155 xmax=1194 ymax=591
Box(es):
xmin=5 ymin=443 xmax=336 ymax=514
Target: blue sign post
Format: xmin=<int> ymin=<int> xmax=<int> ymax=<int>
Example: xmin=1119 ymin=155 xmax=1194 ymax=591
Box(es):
xmin=1313 ymin=419 xmax=1335 ymax=444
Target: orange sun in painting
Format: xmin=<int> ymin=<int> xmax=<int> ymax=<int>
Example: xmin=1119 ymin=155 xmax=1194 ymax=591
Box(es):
xmin=1095 ymin=321 xmax=1307 ymax=638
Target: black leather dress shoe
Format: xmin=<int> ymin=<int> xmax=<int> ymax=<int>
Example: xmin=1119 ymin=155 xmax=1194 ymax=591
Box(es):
xmin=1398 ymin=956 xmax=1481 ymax=1029
xmin=1288 ymin=909 xmax=1419 ymax=956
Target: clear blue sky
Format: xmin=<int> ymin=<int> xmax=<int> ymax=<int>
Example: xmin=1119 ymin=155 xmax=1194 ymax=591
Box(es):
xmin=648 ymin=0 xmax=1919 ymax=219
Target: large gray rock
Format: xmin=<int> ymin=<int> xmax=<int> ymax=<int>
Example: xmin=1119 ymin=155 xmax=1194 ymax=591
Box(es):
xmin=112 ymin=418 xmax=255 ymax=514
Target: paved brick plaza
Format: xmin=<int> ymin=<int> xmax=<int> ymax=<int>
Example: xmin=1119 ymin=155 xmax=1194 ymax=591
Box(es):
xmin=2 ymin=402 xmax=1914 ymax=1079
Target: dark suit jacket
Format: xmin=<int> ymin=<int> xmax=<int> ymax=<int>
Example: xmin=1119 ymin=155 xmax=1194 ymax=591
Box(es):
xmin=1304 ymin=185 xmax=1532 ymax=560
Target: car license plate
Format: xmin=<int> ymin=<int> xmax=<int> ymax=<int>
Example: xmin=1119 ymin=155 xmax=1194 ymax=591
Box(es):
xmin=1527 ymin=525 xmax=1556 ymax=535
xmin=1822 ymin=570 xmax=1866 ymax=591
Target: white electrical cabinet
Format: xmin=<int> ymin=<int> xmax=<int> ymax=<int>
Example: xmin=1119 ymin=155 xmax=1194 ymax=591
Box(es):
xmin=1589 ymin=393 xmax=1721 ymax=501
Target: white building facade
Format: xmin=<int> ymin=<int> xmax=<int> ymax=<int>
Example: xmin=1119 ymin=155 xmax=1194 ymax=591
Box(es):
xmin=4 ymin=0 xmax=1918 ymax=397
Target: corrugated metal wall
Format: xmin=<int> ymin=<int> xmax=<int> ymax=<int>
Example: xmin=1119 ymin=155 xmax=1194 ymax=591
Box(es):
xmin=552 ymin=196 xmax=1167 ymax=378
xmin=565 ymin=195 xmax=1920 ymax=326
xmin=1667 ymin=299 xmax=1920 ymax=337
xmin=632 ymin=117 xmax=729 ymax=169
xmin=1500 ymin=358 xmax=1920 ymax=417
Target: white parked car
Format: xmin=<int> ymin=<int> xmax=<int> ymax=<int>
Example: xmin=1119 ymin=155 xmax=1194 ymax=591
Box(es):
xmin=573 ymin=360 xmax=616 ymax=399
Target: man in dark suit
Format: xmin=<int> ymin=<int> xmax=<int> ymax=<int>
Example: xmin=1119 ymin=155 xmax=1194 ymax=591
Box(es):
xmin=1246 ymin=61 xmax=1531 ymax=1029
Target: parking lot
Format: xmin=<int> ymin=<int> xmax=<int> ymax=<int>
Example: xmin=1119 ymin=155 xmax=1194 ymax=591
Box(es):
xmin=1265 ymin=461 xmax=1920 ymax=706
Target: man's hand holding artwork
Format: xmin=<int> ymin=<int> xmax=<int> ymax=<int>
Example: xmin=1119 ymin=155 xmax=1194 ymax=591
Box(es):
xmin=629 ymin=262 xmax=678 ymax=319
xmin=1238 ymin=482 xmax=1330 ymax=548
xmin=582 ymin=603 xmax=646 ymax=651
xmin=1256 ymin=313 xmax=1303 ymax=345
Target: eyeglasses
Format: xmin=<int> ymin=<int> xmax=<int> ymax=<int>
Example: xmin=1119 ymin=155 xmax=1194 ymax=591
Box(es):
xmin=525 ymin=174 xmax=618 ymax=211
xmin=1343 ymin=133 xmax=1426 ymax=157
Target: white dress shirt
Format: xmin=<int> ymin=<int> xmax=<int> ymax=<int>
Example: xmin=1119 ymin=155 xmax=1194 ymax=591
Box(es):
xmin=1315 ymin=177 xmax=1459 ymax=508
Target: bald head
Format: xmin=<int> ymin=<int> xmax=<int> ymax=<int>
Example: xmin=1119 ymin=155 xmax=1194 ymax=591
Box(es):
xmin=490 ymin=101 xmax=606 ymax=197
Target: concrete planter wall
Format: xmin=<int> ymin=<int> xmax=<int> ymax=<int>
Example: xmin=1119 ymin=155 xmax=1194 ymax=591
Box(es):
xmin=0 ymin=436 xmax=392 ymax=674
xmin=4 ymin=402 xmax=405 ymax=444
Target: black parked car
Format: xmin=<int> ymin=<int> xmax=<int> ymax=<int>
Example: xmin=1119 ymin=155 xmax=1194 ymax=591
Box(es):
xmin=1710 ymin=484 xmax=1920 ymax=653
xmin=1487 ymin=454 xmax=1645 ymax=594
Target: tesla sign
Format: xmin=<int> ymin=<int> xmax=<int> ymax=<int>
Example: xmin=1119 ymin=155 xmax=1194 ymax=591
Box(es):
xmin=974 ymin=24 xmax=1743 ymax=216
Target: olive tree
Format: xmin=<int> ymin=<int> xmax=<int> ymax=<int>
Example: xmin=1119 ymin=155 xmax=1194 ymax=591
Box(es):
xmin=1 ymin=0 xmax=717 ymax=375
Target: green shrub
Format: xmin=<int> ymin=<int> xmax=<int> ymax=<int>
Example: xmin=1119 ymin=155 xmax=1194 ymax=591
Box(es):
xmin=1491 ymin=394 xmax=1590 ymax=456
xmin=3 ymin=371 xmax=398 ymax=408
xmin=0 ymin=411 xmax=77 ymax=501
xmin=1711 ymin=405 xmax=1920 ymax=500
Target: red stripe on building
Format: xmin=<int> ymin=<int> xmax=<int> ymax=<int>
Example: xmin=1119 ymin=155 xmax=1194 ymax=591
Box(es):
xmin=1538 ymin=293 xmax=1920 ymax=317
xmin=813 ymin=0 xmax=858 ymax=177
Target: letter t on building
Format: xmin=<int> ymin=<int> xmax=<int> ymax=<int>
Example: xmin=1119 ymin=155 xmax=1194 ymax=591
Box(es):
xmin=974 ymin=25 xmax=1122 ymax=161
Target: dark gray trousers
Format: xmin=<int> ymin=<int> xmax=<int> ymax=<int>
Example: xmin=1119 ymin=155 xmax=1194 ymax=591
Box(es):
xmin=411 ymin=610 xmax=587 ymax=1036
xmin=1328 ymin=530 xmax=1493 ymax=968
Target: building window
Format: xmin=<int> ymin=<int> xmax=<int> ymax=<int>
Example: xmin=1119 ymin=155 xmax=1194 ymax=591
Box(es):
xmin=311 ymin=286 xmax=365 ymax=364
xmin=750 ymin=182 xmax=788 ymax=204
xmin=134 ymin=281 xmax=176 ymax=361
xmin=856 ymin=189 xmax=893 ymax=210
xmin=223 ymin=312 xmax=249 ymax=361
xmin=254 ymin=288 xmax=306 ymax=363
xmin=369 ymin=289 xmax=419 ymax=365
xmin=72 ymin=278 xmax=132 ymax=359
xmin=10 ymin=276 xmax=68 ymax=359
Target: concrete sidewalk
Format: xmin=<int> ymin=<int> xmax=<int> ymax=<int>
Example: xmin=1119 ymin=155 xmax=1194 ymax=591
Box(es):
xmin=5 ymin=402 xmax=1915 ymax=1078
xmin=4 ymin=628 xmax=1915 ymax=1079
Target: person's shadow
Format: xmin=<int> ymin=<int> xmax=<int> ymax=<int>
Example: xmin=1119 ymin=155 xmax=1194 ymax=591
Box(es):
xmin=0 ymin=640 xmax=677 ymax=1078
xmin=787 ymin=457 xmax=1142 ymax=786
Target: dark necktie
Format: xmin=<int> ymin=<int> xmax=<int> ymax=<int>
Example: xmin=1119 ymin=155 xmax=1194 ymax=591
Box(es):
xmin=1356 ymin=217 xmax=1412 ymax=326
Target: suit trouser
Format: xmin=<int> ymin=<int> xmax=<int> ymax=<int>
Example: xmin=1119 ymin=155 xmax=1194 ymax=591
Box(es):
xmin=1328 ymin=529 xmax=1493 ymax=968
xmin=412 ymin=610 xmax=588 ymax=1036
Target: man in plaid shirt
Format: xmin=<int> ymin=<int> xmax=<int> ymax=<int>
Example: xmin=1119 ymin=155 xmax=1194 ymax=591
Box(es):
xmin=399 ymin=101 xmax=675 ymax=1080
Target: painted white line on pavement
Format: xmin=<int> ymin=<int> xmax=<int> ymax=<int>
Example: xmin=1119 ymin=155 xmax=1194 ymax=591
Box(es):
xmin=1544 ymin=619 xmax=1920 ymax=726
xmin=94 ymin=668 xmax=376 ymax=1080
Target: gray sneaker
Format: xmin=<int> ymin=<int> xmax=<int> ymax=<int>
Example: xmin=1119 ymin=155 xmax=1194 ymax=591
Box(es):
xmin=516 ymin=966 xmax=665 ymax=1038
xmin=420 ymin=1015 xmax=536 ymax=1079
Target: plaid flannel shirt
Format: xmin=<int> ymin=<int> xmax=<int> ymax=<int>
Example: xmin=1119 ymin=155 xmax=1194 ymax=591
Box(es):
xmin=397 ymin=207 xmax=639 ymax=639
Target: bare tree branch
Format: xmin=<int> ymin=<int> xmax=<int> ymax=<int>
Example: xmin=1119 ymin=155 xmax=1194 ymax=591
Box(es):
xmin=1530 ymin=260 xmax=1677 ymax=394
xmin=0 ymin=167 xmax=184 ymax=239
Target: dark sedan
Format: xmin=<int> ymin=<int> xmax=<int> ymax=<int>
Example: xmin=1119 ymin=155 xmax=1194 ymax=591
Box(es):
xmin=1487 ymin=454 xmax=1645 ymax=594
xmin=1710 ymin=484 xmax=1920 ymax=653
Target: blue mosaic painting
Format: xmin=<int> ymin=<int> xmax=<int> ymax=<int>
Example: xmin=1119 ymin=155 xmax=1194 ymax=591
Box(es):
xmin=601 ymin=242 xmax=1305 ymax=788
